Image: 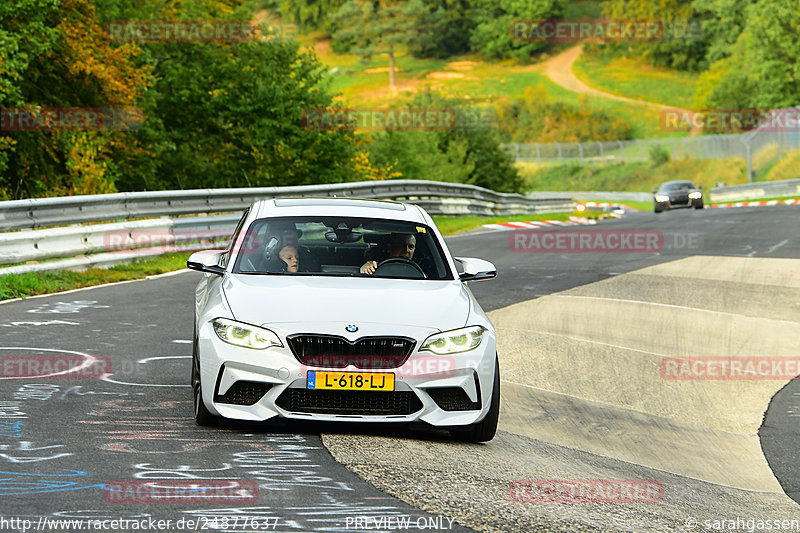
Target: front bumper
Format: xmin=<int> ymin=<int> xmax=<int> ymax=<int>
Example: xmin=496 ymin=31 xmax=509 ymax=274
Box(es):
xmin=196 ymin=321 xmax=497 ymax=427
xmin=654 ymin=195 xmax=702 ymax=210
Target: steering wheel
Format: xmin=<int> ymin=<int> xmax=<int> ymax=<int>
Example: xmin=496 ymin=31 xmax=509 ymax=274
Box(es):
xmin=374 ymin=257 xmax=426 ymax=279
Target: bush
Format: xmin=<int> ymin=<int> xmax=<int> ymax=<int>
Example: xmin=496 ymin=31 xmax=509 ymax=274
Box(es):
xmin=364 ymin=91 xmax=524 ymax=193
xmin=648 ymin=145 xmax=671 ymax=166
xmin=495 ymin=86 xmax=633 ymax=143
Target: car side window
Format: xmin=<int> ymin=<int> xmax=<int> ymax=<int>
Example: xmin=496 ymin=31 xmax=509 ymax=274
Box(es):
xmin=220 ymin=208 xmax=249 ymax=269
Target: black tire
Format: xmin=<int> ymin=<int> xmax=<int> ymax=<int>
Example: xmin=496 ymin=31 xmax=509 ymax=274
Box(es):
xmin=192 ymin=334 xmax=218 ymax=427
xmin=654 ymin=209 xmax=663 ymax=214
xmin=694 ymin=202 xmax=704 ymax=209
xmin=450 ymin=357 xmax=500 ymax=443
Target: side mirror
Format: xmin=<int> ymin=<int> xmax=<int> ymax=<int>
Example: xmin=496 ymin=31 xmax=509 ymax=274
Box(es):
xmin=652 ymin=189 xmax=657 ymax=194
xmin=454 ymin=257 xmax=496 ymax=282
xmin=187 ymin=250 xmax=226 ymax=275
xmin=699 ymin=185 xmax=703 ymax=190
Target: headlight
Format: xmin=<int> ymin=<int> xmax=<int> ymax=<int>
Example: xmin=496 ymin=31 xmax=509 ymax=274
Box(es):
xmin=212 ymin=318 xmax=282 ymax=350
xmin=688 ymin=191 xmax=702 ymax=199
xmin=655 ymin=194 xmax=670 ymax=202
xmin=420 ymin=326 xmax=485 ymax=355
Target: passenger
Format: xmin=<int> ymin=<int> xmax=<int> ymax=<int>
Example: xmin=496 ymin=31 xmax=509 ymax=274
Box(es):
xmin=360 ymin=233 xmax=416 ymax=275
xmin=276 ymin=244 xmax=304 ymax=273
xmin=266 ymin=222 xmax=320 ymax=271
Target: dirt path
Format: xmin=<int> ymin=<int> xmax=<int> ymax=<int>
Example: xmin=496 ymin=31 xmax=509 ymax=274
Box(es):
xmin=544 ymin=45 xmax=698 ymax=134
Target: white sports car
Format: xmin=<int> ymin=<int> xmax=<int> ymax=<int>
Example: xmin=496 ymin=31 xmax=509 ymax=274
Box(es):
xmin=187 ymin=198 xmax=500 ymax=442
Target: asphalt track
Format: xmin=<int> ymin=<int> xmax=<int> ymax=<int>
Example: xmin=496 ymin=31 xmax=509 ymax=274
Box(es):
xmin=0 ymin=205 xmax=798 ymax=532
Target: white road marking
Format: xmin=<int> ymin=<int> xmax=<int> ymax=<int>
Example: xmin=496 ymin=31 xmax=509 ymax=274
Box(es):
xmin=171 ymin=340 xmax=192 ymax=344
xmin=553 ymin=294 xmax=800 ymax=325
xmin=765 ymin=239 xmax=790 ymax=255
xmin=137 ymin=355 xmax=192 ymax=363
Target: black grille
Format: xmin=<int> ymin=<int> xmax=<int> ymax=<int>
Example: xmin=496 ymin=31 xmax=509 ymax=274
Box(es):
xmin=670 ymin=193 xmax=689 ymax=205
xmin=287 ymin=335 xmax=416 ymax=369
xmin=215 ymin=381 xmax=272 ymax=406
xmin=427 ymin=387 xmax=481 ymax=411
xmin=275 ymin=389 xmax=423 ymax=416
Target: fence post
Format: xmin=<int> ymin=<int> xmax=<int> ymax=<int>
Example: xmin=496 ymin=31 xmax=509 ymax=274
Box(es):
xmin=556 ymin=142 xmax=562 ymax=164
xmin=598 ymin=142 xmax=604 ymax=165
xmin=578 ymin=143 xmax=584 ymax=165
xmin=745 ymin=139 xmax=753 ymax=183
xmin=618 ymin=141 xmax=624 ymax=163
xmin=536 ymin=143 xmax=541 ymax=164
xmin=637 ymin=140 xmax=643 ymax=162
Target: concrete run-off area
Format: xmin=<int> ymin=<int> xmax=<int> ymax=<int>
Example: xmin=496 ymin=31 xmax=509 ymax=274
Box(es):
xmin=323 ymin=255 xmax=800 ymax=532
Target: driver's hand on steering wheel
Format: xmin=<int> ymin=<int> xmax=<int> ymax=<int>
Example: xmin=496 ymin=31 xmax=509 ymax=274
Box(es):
xmin=360 ymin=261 xmax=377 ymax=275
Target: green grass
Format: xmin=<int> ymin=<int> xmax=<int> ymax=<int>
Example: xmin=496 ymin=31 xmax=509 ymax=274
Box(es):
xmin=519 ymin=157 xmax=750 ymax=193
xmin=710 ymin=195 xmax=800 ymax=204
xmin=580 ymin=199 xmax=653 ymax=211
xmin=0 ymin=253 xmax=191 ymax=301
xmin=432 ymin=212 xmax=579 ymax=236
xmin=573 ymin=52 xmax=700 ymax=110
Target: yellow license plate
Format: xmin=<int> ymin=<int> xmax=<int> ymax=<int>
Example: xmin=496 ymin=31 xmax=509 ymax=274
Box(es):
xmin=307 ymin=371 xmax=394 ymax=391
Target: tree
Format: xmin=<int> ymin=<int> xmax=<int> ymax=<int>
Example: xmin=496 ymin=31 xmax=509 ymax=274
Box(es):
xmin=273 ymin=0 xmax=347 ymax=32
xmin=469 ymin=0 xmax=565 ymax=60
xmin=116 ymin=32 xmax=369 ymax=191
xmin=695 ymin=0 xmax=800 ymax=111
xmin=331 ymin=0 xmax=424 ymax=90
xmin=0 ymin=0 xmax=148 ymax=199
xmin=365 ymin=91 xmax=525 ymax=193
xmin=691 ymin=0 xmax=753 ymax=64
xmin=600 ymin=0 xmax=707 ymax=71
xmin=408 ymin=0 xmax=475 ymax=59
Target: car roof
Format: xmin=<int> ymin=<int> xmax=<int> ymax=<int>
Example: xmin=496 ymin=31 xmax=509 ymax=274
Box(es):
xmin=250 ymin=197 xmax=428 ymax=223
xmin=660 ymin=180 xmax=696 ymax=186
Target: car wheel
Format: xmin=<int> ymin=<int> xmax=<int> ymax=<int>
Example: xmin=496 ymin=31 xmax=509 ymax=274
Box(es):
xmin=694 ymin=202 xmax=704 ymax=209
xmin=654 ymin=208 xmax=663 ymax=214
xmin=192 ymin=334 xmax=217 ymax=427
xmin=450 ymin=356 xmax=500 ymax=443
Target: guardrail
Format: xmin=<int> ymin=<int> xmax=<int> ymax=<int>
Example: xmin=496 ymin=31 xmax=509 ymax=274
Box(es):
xmin=709 ymin=178 xmax=800 ymax=203
xmin=0 ymin=180 xmax=574 ymax=275
xmin=0 ymin=180 xmax=573 ymax=232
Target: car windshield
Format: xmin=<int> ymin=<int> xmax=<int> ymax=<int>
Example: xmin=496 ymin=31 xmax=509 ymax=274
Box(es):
xmin=659 ymin=181 xmax=696 ymax=192
xmin=232 ymin=216 xmax=453 ymax=280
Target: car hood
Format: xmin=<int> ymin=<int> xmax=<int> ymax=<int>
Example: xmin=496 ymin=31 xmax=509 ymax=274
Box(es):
xmin=222 ymin=274 xmax=470 ymax=331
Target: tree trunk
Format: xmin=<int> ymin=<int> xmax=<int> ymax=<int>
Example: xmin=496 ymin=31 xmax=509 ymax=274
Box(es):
xmin=388 ymin=46 xmax=396 ymax=91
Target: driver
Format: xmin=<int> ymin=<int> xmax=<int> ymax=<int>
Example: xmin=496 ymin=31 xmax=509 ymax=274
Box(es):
xmin=360 ymin=233 xmax=416 ymax=275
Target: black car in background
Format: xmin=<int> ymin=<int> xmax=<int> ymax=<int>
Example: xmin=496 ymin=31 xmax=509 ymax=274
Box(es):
xmin=653 ymin=180 xmax=704 ymax=213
